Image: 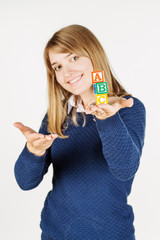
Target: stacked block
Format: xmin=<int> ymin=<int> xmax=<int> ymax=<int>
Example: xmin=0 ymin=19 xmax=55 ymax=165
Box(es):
xmin=91 ymin=71 xmax=108 ymax=105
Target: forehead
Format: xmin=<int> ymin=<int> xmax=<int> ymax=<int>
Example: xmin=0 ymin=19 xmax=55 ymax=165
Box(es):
xmin=49 ymin=51 xmax=72 ymax=59
xmin=49 ymin=51 xmax=73 ymax=65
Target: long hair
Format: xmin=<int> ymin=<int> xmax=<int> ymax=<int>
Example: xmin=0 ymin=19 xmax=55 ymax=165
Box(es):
xmin=43 ymin=24 xmax=132 ymax=139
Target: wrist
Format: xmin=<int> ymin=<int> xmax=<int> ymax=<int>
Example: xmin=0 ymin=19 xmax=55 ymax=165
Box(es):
xmin=26 ymin=142 xmax=46 ymax=157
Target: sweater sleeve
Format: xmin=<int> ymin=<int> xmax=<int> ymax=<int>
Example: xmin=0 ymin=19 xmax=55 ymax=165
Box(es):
xmin=94 ymin=96 xmax=146 ymax=181
xmin=14 ymin=113 xmax=52 ymax=190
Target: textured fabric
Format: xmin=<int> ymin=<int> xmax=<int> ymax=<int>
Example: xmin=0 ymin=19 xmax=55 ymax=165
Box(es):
xmin=41 ymin=232 xmax=54 ymax=240
xmin=14 ymin=95 xmax=146 ymax=240
xmin=41 ymin=232 xmax=135 ymax=240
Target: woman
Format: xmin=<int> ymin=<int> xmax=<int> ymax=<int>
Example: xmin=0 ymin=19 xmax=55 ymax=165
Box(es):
xmin=14 ymin=24 xmax=146 ymax=240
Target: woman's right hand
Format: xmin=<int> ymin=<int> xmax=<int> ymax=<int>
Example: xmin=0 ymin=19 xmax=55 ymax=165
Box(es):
xmin=13 ymin=122 xmax=58 ymax=156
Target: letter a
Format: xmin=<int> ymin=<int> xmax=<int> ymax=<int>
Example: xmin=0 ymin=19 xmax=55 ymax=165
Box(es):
xmin=95 ymin=73 xmax=102 ymax=82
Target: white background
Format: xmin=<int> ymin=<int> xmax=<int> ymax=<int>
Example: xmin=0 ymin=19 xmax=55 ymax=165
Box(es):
xmin=1 ymin=0 xmax=160 ymax=239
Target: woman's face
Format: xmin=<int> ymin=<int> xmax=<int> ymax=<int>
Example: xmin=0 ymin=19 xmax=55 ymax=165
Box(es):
xmin=48 ymin=50 xmax=94 ymax=96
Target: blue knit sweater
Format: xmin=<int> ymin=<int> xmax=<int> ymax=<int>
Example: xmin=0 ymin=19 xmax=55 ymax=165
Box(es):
xmin=14 ymin=96 xmax=146 ymax=240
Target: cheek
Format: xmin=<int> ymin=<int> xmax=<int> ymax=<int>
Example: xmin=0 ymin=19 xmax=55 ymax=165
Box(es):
xmin=55 ymin=73 xmax=63 ymax=85
xmin=84 ymin=61 xmax=93 ymax=75
xmin=84 ymin=65 xmax=93 ymax=82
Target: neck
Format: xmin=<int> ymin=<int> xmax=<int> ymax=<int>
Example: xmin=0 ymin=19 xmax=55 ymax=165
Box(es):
xmin=79 ymin=91 xmax=96 ymax=110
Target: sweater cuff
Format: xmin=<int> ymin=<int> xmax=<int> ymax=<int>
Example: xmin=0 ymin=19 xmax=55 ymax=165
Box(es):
xmin=20 ymin=142 xmax=48 ymax=164
xmin=95 ymin=111 xmax=125 ymax=133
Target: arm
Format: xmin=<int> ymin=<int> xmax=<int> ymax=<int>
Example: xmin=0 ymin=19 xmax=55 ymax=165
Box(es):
xmin=14 ymin=113 xmax=52 ymax=190
xmin=95 ymin=97 xmax=146 ymax=181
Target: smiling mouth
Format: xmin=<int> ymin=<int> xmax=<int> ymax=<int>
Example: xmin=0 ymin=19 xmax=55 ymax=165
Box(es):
xmin=68 ymin=74 xmax=83 ymax=85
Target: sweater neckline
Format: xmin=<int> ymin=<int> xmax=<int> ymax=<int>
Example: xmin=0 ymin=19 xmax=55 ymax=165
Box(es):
xmin=67 ymin=110 xmax=96 ymax=127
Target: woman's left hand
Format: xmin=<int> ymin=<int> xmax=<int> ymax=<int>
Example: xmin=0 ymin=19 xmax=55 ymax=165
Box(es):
xmin=85 ymin=97 xmax=134 ymax=120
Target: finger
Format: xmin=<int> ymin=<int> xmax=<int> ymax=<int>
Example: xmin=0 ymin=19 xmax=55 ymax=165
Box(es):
xmin=88 ymin=105 xmax=106 ymax=117
xmin=28 ymin=133 xmax=56 ymax=144
xmin=92 ymin=108 xmax=104 ymax=116
xmin=96 ymin=103 xmax=114 ymax=112
xmin=27 ymin=133 xmax=45 ymax=142
xmin=13 ymin=122 xmax=37 ymax=136
xmin=85 ymin=103 xmax=95 ymax=114
xmin=126 ymin=98 xmax=134 ymax=107
xmin=13 ymin=122 xmax=28 ymax=132
xmin=86 ymin=102 xmax=96 ymax=109
xmin=85 ymin=107 xmax=93 ymax=114
xmin=33 ymin=134 xmax=58 ymax=146
xmin=33 ymin=137 xmax=53 ymax=146
xmin=44 ymin=134 xmax=58 ymax=141
xmin=119 ymin=98 xmax=134 ymax=108
xmin=86 ymin=104 xmax=107 ymax=115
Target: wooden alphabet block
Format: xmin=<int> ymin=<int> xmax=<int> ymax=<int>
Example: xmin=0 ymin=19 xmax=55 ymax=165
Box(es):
xmin=93 ymin=82 xmax=108 ymax=94
xmin=95 ymin=94 xmax=108 ymax=104
xmin=91 ymin=71 xmax=108 ymax=105
xmin=93 ymin=84 xmax=97 ymax=94
xmin=91 ymin=71 xmax=105 ymax=84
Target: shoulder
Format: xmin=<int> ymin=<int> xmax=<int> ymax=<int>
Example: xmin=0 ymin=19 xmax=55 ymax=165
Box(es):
xmin=39 ymin=112 xmax=49 ymax=134
xmin=118 ymin=95 xmax=146 ymax=131
xmin=119 ymin=95 xmax=146 ymax=150
xmin=118 ymin=95 xmax=146 ymax=138
xmin=41 ymin=112 xmax=48 ymax=125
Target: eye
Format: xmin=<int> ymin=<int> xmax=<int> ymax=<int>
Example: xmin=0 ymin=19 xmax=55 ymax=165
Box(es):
xmin=53 ymin=55 xmax=79 ymax=71
xmin=54 ymin=65 xmax=61 ymax=71
xmin=71 ymin=56 xmax=79 ymax=62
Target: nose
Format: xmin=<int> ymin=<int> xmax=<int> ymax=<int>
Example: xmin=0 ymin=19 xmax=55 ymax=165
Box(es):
xmin=63 ymin=64 xmax=75 ymax=77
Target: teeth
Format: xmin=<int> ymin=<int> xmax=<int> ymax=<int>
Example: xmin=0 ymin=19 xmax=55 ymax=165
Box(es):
xmin=69 ymin=76 xmax=82 ymax=84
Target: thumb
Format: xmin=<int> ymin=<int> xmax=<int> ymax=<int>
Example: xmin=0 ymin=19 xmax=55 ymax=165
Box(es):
xmin=125 ymin=98 xmax=134 ymax=107
xmin=13 ymin=122 xmax=25 ymax=131
xmin=13 ymin=122 xmax=37 ymax=136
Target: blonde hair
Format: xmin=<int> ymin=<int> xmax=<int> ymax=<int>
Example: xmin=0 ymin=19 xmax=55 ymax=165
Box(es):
xmin=43 ymin=24 xmax=132 ymax=139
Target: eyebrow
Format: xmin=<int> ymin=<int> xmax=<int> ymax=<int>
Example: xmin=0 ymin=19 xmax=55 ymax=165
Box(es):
xmin=51 ymin=53 xmax=73 ymax=66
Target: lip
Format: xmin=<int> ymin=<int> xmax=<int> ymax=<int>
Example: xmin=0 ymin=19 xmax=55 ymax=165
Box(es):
xmin=67 ymin=74 xmax=83 ymax=83
xmin=67 ymin=74 xmax=83 ymax=86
